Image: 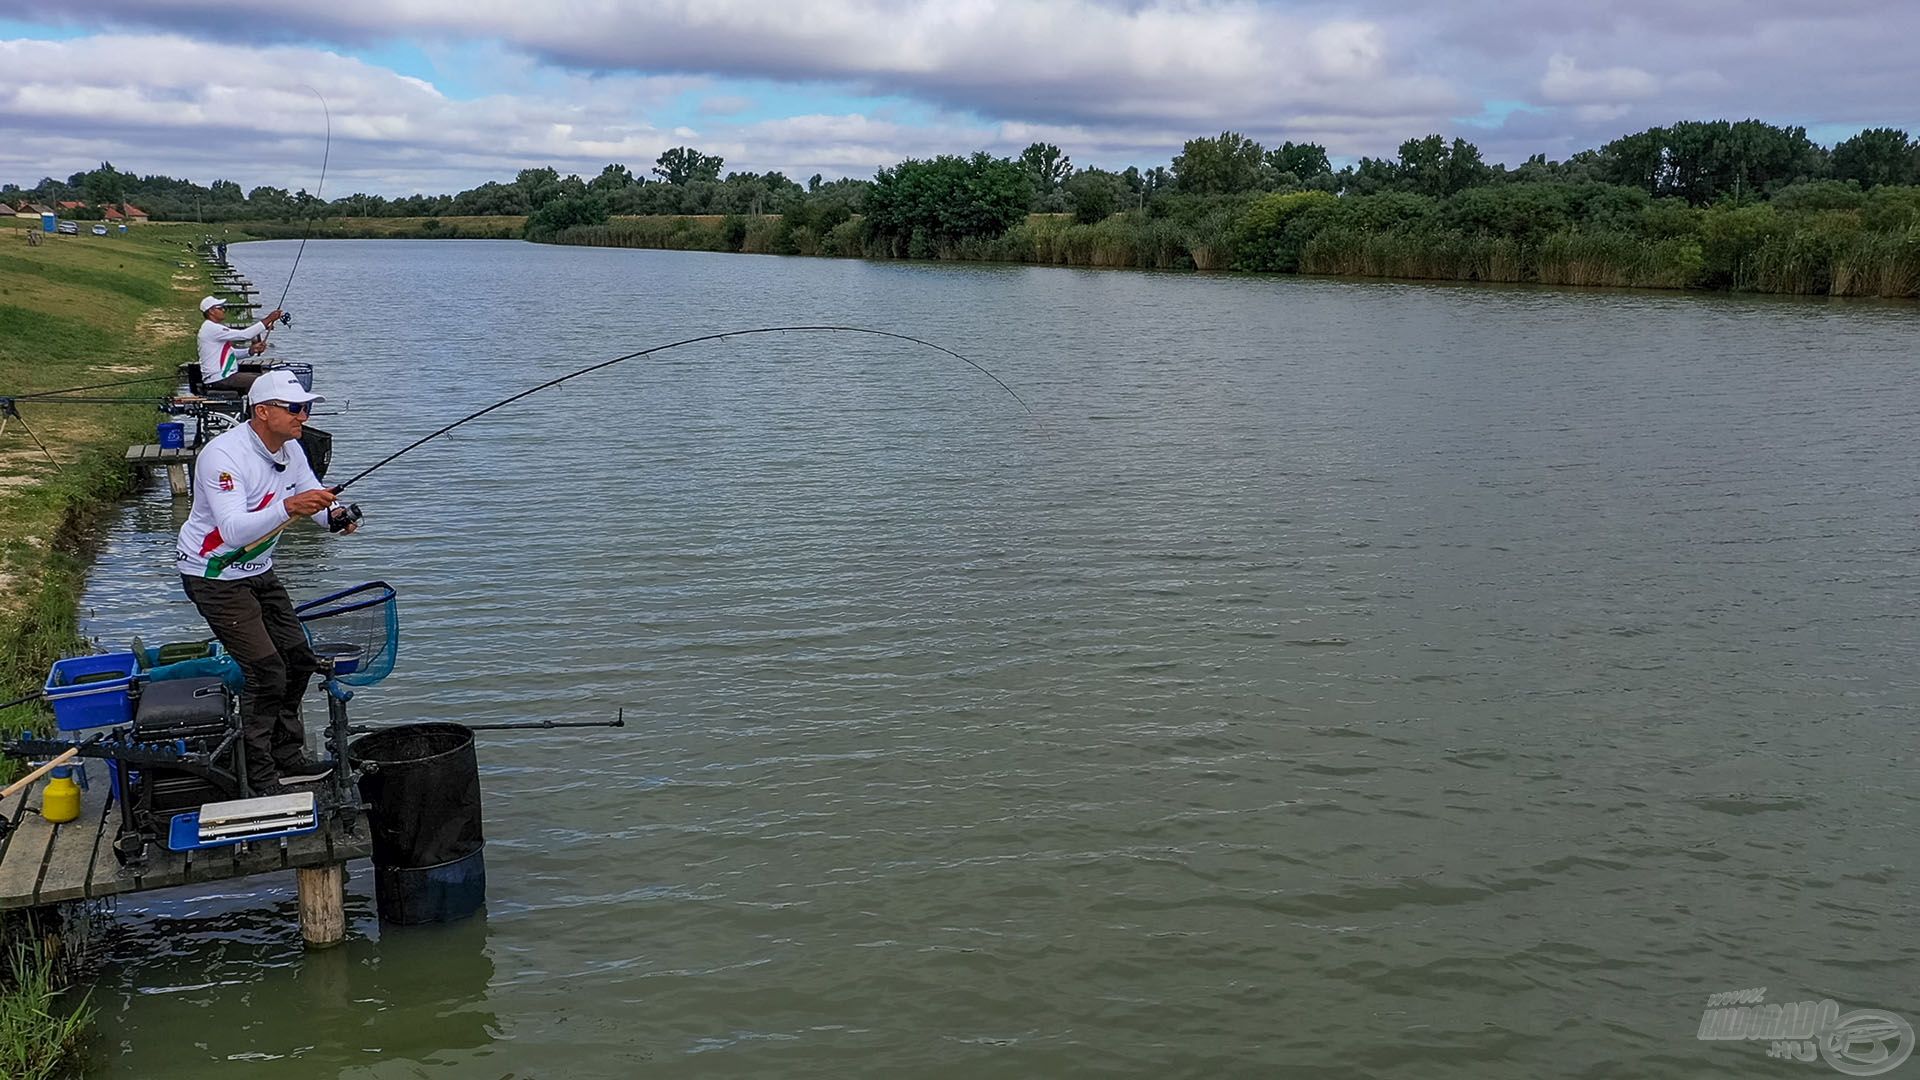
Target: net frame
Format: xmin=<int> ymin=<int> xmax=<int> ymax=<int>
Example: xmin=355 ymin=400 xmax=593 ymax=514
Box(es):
xmin=295 ymin=580 xmax=399 ymax=686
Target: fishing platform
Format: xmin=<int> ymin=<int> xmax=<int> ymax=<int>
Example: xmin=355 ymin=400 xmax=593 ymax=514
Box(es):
xmin=0 ymin=765 xmax=367 ymax=943
xmin=124 ymin=441 xmax=200 ymax=495
xmin=0 ymin=583 xmax=436 ymax=947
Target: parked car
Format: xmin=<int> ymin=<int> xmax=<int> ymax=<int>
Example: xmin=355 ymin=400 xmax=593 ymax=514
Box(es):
xmin=56 ymin=220 xmax=77 ymax=234
xmin=91 ymin=224 xmax=108 ymax=236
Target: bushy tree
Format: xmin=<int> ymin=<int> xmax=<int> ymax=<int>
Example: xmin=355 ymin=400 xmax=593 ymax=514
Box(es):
xmin=246 ymin=185 xmax=292 ymax=218
xmin=1395 ymin=135 xmax=1489 ymax=197
xmin=1337 ymin=156 xmax=1401 ymax=195
xmin=1142 ymin=165 xmax=1172 ymax=202
xmin=80 ymin=161 xmax=128 ymax=209
xmin=589 ymin=163 xmax=638 ymax=192
xmin=1597 ymin=121 xmax=1825 ymax=205
xmin=524 ymin=193 xmax=609 ymax=240
xmin=449 ymin=180 xmax=530 ymax=216
xmin=1831 ymin=128 xmax=1917 ymax=189
xmin=1266 ymin=141 xmax=1331 ymax=180
xmin=1063 ymin=168 xmax=1129 ymax=224
xmin=1861 ymin=185 xmax=1920 ymax=231
xmin=653 ymin=147 xmax=724 ymax=185
xmin=1232 ymin=190 xmax=1339 ymax=270
xmin=1173 ymin=132 xmax=1266 ymax=194
xmin=714 ymin=170 xmax=805 ymax=215
xmin=863 ymin=153 xmax=1034 ymax=257
xmin=1019 ymin=143 xmax=1074 ymax=196
xmin=1770 ymin=179 xmax=1867 ymax=212
xmin=515 ymin=167 xmax=565 ymax=210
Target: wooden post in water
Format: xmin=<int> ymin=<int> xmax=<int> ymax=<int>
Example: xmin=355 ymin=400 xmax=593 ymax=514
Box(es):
xmin=167 ymin=464 xmax=190 ymax=497
xmin=297 ymin=864 xmax=346 ymax=947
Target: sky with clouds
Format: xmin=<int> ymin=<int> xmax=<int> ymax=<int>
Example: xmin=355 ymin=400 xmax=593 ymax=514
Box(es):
xmin=1 ymin=0 xmax=1913 ymax=197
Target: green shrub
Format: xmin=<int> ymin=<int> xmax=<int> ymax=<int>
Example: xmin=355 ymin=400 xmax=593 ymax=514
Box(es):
xmin=1698 ymin=204 xmax=1784 ymax=289
xmin=823 ymin=217 xmax=864 ymax=257
xmin=1862 ymin=185 xmax=1920 ymax=232
xmin=1231 ymin=190 xmax=1338 ymax=271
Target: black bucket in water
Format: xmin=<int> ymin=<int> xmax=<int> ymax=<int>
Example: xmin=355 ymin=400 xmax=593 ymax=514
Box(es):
xmin=350 ymin=722 xmax=486 ymax=925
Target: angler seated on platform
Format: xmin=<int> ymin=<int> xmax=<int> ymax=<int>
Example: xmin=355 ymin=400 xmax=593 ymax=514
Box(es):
xmin=196 ymin=295 xmax=284 ymax=395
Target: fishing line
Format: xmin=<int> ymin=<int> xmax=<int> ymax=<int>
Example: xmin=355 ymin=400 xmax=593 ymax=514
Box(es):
xmin=268 ymin=86 xmax=331 ymax=331
xmin=330 ymin=325 xmax=1033 ymax=493
xmin=14 ymin=374 xmax=175 ymax=399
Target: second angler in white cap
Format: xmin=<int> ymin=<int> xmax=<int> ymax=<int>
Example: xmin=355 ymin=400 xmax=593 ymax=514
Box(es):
xmin=196 ymin=294 xmax=285 ymax=394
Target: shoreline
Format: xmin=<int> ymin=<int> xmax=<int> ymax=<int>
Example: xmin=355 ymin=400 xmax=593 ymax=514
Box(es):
xmin=194 ymin=212 xmax=1920 ymax=301
xmin=0 ymin=217 xmax=222 ymax=1077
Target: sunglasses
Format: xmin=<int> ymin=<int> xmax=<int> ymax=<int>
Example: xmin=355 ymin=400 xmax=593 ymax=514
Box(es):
xmin=266 ymin=401 xmax=313 ymax=416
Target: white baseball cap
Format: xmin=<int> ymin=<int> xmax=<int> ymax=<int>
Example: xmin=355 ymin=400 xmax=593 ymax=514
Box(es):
xmin=198 ymin=295 xmax=227 ymax=313
xmin=246 ymin=369 xmax=325 ymax=408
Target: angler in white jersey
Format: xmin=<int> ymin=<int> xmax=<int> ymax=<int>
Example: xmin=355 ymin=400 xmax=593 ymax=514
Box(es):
xmin=176 ymin=368 xmax=358 ymax=790
xmin=195 ymin=295 xmax=284 ymax=394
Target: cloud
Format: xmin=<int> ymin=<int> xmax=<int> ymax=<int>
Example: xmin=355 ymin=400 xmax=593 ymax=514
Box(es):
xmin=698 ymin=95 xmax=755 ymax=117
xmin=1538 ymin=54 xmax=1658 ymax=106
xmin=0 ymin=34 xmax=687 ymax=193
xmin=20 ymin=0 xmax=1463 ymax=137
xmin=5 ymin=1 xmax=1919 ymax=192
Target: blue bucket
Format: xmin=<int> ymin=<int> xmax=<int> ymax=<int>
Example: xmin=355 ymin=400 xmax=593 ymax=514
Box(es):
xmin=156 ymin=421 xmax=185 ymax=449
xmin=44 ymin=651 xmax=140 ymax=730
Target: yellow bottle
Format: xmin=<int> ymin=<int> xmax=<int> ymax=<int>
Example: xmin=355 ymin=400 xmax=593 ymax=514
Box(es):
xmin=42 ymin=765 xmax=81 ymax=824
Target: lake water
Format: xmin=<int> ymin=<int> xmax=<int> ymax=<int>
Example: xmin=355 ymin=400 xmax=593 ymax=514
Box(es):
xmin=75 ymin=241 xmax=1920 ymax=1078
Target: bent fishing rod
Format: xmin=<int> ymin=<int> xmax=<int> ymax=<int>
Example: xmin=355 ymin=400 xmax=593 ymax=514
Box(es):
xmin=327 ymin=324 xmax=1034 ymax=495
xmin=265 ymin=86 xmax=331 ymax=341
xmin=202 ymin=325 xmax=1032 ymax=566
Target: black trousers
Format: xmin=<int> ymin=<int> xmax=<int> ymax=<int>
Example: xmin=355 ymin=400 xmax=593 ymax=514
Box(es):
xmin=204 ymin=367 xmax=262 ymax=394
xmin=179 ymin=571 xmax=319 ymax=782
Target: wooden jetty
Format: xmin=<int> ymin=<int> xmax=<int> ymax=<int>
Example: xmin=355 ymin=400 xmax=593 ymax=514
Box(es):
xmin=0 ymin=765 xmax=366 ymax=946
xmin=124 ymin=258 xmax=270 ymax=495
xmin=125 ymin=441 xmax=198 ymax=495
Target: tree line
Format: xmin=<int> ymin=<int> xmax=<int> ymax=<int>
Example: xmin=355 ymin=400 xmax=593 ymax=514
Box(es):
xmin=10 ymin=119 xmax=1917 ymax=228
xmin=12 ymin=119 xmax=1918 ymax=295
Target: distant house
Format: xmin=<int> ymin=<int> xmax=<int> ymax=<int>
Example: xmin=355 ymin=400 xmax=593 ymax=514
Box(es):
xmin=101 ymin=204 xmax=150 ymax=223
xmin=56 ymin=200 xmax=85 ymax=212
xmin=13 ymin=201 xmax=55 ymax=219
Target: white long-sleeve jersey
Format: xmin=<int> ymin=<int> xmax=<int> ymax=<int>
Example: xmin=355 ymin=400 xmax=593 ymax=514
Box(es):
xmin=176 ymin=423 xmax=328 ymax=580
xmin=196 ymin=317 xmax=268 ymax=383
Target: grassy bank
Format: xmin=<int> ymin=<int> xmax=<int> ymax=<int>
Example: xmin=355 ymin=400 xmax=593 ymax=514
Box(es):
xmin=213 ymin=215 xmax=525 ymax=241
xmin=0 ymin=216 xmax=212 ymax=1077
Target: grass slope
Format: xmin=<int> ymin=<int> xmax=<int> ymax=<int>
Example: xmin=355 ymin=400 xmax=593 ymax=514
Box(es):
xmin=0 ymin=219 xmax=216 ymax=1075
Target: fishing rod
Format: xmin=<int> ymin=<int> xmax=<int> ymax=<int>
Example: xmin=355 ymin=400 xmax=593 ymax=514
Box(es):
xmin=0 ymin=691 xmax=43 ymax=713
xmin=195 ymin=325 xmax=1032 ymax=573
xmin=1 ymin=396 xmax=170 ymax=406
xmin=348 ymin=718 xmax=627 ymax=734
xmin=12 ymin=374 xmax=176 ymax=399
xmin=328 ymin=324 xmax=1034 ymax=495
xmin=265 ymin=86 xmax=331 ymax=339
